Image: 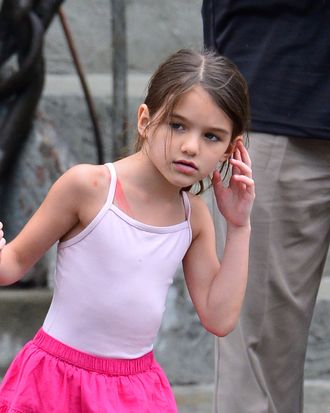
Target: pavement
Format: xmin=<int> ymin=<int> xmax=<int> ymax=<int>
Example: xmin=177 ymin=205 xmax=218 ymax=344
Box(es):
xmin=174 ymin=380 xmax=330 ymax=412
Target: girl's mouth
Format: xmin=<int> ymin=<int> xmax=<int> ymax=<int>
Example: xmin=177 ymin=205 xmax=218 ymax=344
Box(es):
xmin=173 ymin=160 xmax=198 ymax=174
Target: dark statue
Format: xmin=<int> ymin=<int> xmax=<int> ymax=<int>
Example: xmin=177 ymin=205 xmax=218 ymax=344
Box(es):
xmin=0 ymin=0 xmax=108 ymax=287
xmin=0 ymin=0 xmax=65 ymax=181
xmin=0 ymin=0 xmax=67 ymax=287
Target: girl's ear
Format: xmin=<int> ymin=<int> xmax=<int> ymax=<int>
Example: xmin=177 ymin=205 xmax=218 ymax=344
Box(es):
xmin=221 ymin=136 xmax=242 ymax=161
xmin=137 ymin=104 xmax=150 ymax=137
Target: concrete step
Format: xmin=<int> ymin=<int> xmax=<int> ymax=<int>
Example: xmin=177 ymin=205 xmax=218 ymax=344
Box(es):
xmin=44 ymin=73 xmax=150 ymax=99
xmin=174 ymin=384 xmax=213 ymax=413
xmin=173 ymin=380 xmax=330 ymax=413
xmin=304 ymin=380 xmax=330 ymax=413
xmin=315 ymin=276 xmax=330 ymax=299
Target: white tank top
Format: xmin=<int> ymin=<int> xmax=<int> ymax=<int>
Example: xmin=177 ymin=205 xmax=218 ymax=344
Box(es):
xmin=43 ymin=163 xmax=192 ymax=358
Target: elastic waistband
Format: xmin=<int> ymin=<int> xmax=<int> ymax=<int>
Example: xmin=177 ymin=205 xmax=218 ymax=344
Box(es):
xmin=33 ymin=329 xmax=154 ymax=376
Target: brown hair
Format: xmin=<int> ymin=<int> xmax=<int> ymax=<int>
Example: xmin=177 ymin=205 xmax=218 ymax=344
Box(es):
xmin=134 ymin=49 xmax=250 ymax=191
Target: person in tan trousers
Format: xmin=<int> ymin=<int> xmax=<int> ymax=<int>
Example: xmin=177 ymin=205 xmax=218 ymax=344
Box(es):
xmin=202 ymin=1 xmax=330 ymax=412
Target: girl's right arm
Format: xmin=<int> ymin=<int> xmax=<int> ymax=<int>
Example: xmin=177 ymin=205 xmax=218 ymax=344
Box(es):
xmin=0 ymin=164 xmax=108 ymax=286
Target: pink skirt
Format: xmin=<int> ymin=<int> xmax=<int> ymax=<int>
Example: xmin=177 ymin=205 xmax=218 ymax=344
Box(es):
xmin=0 ymin=329 xmax=178 ymax=413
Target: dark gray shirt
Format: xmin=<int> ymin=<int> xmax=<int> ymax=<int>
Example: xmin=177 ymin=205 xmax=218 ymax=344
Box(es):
xmin=202 ymin=0 xmax=330 ymax=140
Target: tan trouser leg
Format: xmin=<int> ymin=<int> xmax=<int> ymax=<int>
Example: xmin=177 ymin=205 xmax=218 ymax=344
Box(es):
xmin=213 ymin=133 xmax=330 ymax=413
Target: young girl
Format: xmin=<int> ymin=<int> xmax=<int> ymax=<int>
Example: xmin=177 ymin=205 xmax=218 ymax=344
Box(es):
xmin=0 ymin=49 xmax=254 ymax=412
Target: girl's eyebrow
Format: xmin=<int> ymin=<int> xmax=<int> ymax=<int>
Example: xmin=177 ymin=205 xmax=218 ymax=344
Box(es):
xmin=171 ymin=113 xmax=231 ymax=136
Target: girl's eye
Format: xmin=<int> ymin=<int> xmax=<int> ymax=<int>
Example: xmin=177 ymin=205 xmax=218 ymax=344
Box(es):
xmin=169 ymin=122 xmax=185 ymax=131
xmin=205 ymin=133 xmax=220 ymax=142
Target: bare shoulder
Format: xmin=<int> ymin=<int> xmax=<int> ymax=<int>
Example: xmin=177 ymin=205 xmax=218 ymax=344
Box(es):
xmin=59 ymin=163 xmax=111 ymax=211
xmin=50 ymin=164 xmax=107 ymax=208
xmin=186 ymin=192 xmax=214 ymax=241
xmin=51 ymin=164 xmax=112 ymax=240
xmin=58 ymin=164 xmax=110 ymax=193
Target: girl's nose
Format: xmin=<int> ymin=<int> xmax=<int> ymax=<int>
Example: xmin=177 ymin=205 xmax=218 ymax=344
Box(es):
xmin=181 ymin=134 xmax=200 ymax=156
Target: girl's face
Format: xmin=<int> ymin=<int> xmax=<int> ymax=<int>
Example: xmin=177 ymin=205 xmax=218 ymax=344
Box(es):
xmin=138 ymin=85 xmax=236 ymax=189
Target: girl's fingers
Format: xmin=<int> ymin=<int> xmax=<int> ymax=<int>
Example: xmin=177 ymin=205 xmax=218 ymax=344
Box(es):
xmin=0 ymin=237 xmax=6 ymax=250
xmin=0 ymin=222 xmax=6 ymax=250
xmin=212 ymin=170 xmax=224 ymax=190
xmin=237 ymin=141 xmax=252 ymax=166
xmin=234 ymin=147 xmax=242 ymax=162
xmin=212 ymin=170 xmax=225 ymax=197
xmin=212 ymin=169 xmax=222 ymax=185
xmin=232 ymin=148 xmax=242 ymax=175
xmin=230 ymin=158 xmax=253 ymax=177
xmin=232 ymin=175 xmax=255 ymax=194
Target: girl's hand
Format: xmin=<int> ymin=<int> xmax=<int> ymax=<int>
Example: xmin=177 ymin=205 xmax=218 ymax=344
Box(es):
xmin=0 ymin=222 xmax=6 ymax=262
xmin=212 ymin=141 xmax=255 ymax=227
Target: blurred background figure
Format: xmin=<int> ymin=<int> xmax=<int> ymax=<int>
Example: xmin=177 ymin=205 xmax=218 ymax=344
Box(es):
xmin=202 ymin=1 xmax=330 ymax=412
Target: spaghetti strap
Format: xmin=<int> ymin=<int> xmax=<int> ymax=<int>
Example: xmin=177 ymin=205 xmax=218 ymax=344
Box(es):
xmin=181 ymin=191 xmax=191 ymax=221
xmin=104 ymin=163 xmax=117 ymax=207
xmin=58 ymin=163 xmax=118 ymax=248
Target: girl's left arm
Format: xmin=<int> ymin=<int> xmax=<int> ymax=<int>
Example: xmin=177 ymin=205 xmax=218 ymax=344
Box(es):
xmin=183 ymin=142 xmax=255 ymax=337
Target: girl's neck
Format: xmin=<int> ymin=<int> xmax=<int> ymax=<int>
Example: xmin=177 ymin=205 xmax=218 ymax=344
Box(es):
xmin=115 ymin=152 xmax=182 ymax=202
xmin=114 ymin=178 xmax=134 ymax=216
xmin=112 ymin=153 xmax=186 ymax=227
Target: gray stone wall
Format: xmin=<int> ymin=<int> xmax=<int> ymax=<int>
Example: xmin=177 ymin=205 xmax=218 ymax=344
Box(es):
xmin=45 ymin=0 xmax=203 ymax=74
